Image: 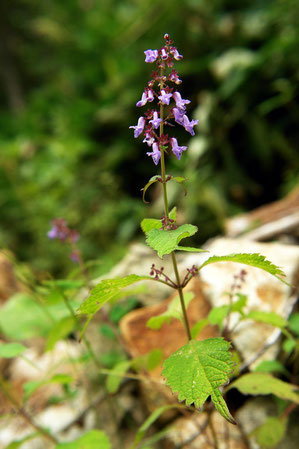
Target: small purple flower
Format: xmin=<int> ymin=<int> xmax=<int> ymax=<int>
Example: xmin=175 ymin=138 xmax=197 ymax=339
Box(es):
xmin=182 ymin=115 xmax=198 ymax=136
xmin=129 ymin=116 xmax=146 ymax=138
xmin=170 ymin=47 xmax=183 ymax=60
xmin=173 ymin=91 xmax=190 ymax=110
xmin=170 ymin=137 xmax=187 ymax=160
xmin=149 ymin=111 xmax=162 ymax=129
xmin=173 ymin=107 xmax=185 ymax=125
xmin=161 ymin=48 xmax=168 ymax=60
xmin=169 ymin=70 xmax=182 ymax=84
xmin=144 ymin=49 xmax=158 ymax=63
xmin=47 ymin=227 xmax=59 ymax=239
xmin=143 ymin=132 xmax=155 ymax=146
xmin=136 ymin=89 xmax=154 ymax=107
xmin=158 ymin=89 xmax=172 ymax=105
xmin=146 ymin=142 xmax=161 ymax=165
xmin=69 ymin=250 xmax=80 ymax=263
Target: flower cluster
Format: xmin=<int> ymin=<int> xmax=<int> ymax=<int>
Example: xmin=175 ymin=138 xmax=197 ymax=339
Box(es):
xmin=47 ymin=218 xmax=81 ymax=263
xmin=130 ymin=34 xmax=198 ymax=165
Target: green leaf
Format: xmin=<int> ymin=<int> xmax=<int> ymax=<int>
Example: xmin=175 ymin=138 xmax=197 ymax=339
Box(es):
xmin=131 ymin=404 xmax=185 ymax=448
xmin=175 ymin=246 xmax=206 ymax=253
xmin=146 ymin=293 xmax=194 ymax=330
xmin=254 ymin=360 xmax=289 ymax=376
xmin=0 ymin=343 xmax=27 ymax=358
xmin=208 ymin=306 xmax=230 ymax=328
xmin=244 ymin=310 xmax=287 ymax=329
xmin=55 ymin=430 xmax=110 ymax=449
xmin=42 ymin=279 xmax=84 ymax=291
xmin=228 ymin=373 xmax=299 ymax=403
xmin=24 ymin=374 xmax=73 ymax=401
xmin=283 ymin=338 xmax=296 ymax=354
xmin=252 ymin=416 xmax=287 ymax=448
xmin=191 ymin=319 xmax=209 ymax=339
xmin=169 ymin=207 xmax=177 ymax=222
xmin=46 ymin=316 xmax=76 ymax=351
xmin=106 ymin=360 xmax=131 ymax=394
xmin=232 ymin=293 xmax=247 ymax=315
xmin=288 ymin=313 xmax=299 ymax=336
xmin=141 ymin=176 xmax=161 ymax=203
xmin=132 ymin=349 xmax=163 ymax=372
xmin=172 ymin=176 xmax=187 ymax=196
xmin=140 ymin=218 xmax=161 ymax=234
xmin=146 ymin=224 xmax=198 ymax=258
xmin=162 ymin=338 xmax=236 ymax=424
xmin=199 ymin=253 xmax=288 ymax=284
xmin=77 ymin=275 xmax=150 ymax=318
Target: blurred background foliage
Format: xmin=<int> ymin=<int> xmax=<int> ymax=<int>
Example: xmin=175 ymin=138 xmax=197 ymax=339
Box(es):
xmin=0 ymin=0 xmax=298 ymax=276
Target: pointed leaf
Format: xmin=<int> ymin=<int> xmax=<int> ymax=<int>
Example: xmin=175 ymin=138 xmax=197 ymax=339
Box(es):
xmin=199 ymin=253 xmax=288 ymax=284
xmin=228 ymin=372 xmax=299 ymax=403
xmin=141 ymin=218 xmax=161 ymax=233
xmin=77 ymin=275 xmax=150 ymax=317
xmin=0 ymin=343 xmax=27 ymax=358
xmin=106 ymin=360 xmax=131 ymax=394
xmin=172 ymin=176 xmax=187 ymax=196
xmin=176 ymin=246 xmax=206 ymax=253
xmin=55 ymin=430 xmax=110 ymax=449
xmin=162 ymin=338 xmax=236 ymax=424
xmin=147 ymin=293 xmax=194 ymax=330
xmin=146 ymin=224 xmax=198 ymax=258
xmin=169 ymin=207 xmax=177 ymax=222
xmin=141 ymin=176 xmax=161 ymax=203
xmin=244 ymin=310 xmax=287 ymax=329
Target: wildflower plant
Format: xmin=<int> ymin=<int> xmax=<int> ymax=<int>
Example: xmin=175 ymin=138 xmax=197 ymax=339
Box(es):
xmin=77 ymin=35 xmax=288 ymax=426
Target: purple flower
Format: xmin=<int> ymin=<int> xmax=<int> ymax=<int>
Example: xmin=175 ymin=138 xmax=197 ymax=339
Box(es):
xmin=161 ymin=48 xmax=168 ymax=60
xmin=129 ymin=116 xmax=146 ymax=138
xmin=169 ymin=70 xmax=182 ymax=84
xmin=173 ymin=91 xmax=190 ymax=110
xmin=170 ymin=47 xmax=183 ymax=60
xmin=144 ymin=49 xmax=158 ymax=63
xmin=170 ymin=137 xmax=187 ymax=160
xmin=149 ymin=111 xmax=162 ymax=129
xmin=47 ymin=227 xmax=59 ymax=239
xmin=173 ymin=107 xmax=185 ymax=125
xmin=182 ymin=115 xmax=198 ymax=136
xmin=136 ymin=89 xmax=154 ymax=107
xmin=146 ymin=142 xmax=161 ymax=165
xmin=143 ymin=132 xmax=155 ymax=146
xmin=69 ymin=250 xmax=80 ymax=263
xmin=158 ymin=90 xmax=172 ymax=105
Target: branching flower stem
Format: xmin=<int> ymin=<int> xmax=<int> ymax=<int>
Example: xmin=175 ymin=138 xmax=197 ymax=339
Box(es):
xmin=159 ymin=70 xmax=192 ymax=342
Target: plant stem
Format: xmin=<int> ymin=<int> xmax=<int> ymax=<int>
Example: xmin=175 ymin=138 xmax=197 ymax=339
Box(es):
xmin=159 ymin=70 xmax=192 ymax=342
xmin=0 ymin=376 xmax=58 ymax=445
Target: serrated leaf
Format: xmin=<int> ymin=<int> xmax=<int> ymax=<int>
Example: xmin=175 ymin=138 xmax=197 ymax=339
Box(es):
xmin=140 ymin=218 xmax=161 ymax=233
xmin=162 ymin=338 xmax=235 ymax=424
xmin=172 ymin=176 xmax=187 ymax=196
xmin=199 ymin=253 xmax=288 ymax=284
xmin=141 ymin=176 xmax=161 ymax=203
xmin=77 ymin=275 xmax=150 ymax=317
xmin=106 ymin=360 xmax=131 ymax=394
xmin=0 ymin=343 xmax=27 ymax=358
xmin=55 ymin=430 xmax=110 ymax=449
xmin=252 ymin=416 xmax=287 ymax=448
xmin=146 ymin=293 xmax=194 ymax=330
xmin=228 ymin=373 xmax=299 ymax=403
xmin=146 ymin=224 xmax=198 ymax=258
xmin=244 ymin=310 xmax=287 ymax=329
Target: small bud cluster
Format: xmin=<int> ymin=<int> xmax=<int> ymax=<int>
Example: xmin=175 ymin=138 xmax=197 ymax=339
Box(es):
xmin=130 ymin=34 xmax=198 ymax=165
xmin=149 ymin=264 xmax=176 ymax=287
xmin=182 ymin=264 xmax=199 ymax=287
xmin=231 ymin=269 xmax=247 ymax=291
xmin=160 ymin=215 xmax=178 ymax=230
xmin=47 ymin=218 xmax=81 ymax=263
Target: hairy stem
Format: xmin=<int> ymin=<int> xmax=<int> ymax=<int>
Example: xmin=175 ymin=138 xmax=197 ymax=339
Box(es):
xmin=159 ymin=69 xmax=192 ymax=341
